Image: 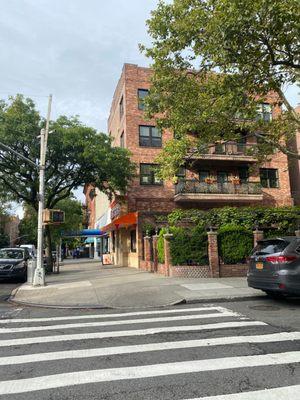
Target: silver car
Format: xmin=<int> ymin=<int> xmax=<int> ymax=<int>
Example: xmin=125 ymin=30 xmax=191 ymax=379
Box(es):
xmin=247 ymin=236 xmax=300 ymax=297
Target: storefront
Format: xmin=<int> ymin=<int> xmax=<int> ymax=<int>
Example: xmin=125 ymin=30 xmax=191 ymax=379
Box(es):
xmin=101 ymin=212 xmax=138 ymax=268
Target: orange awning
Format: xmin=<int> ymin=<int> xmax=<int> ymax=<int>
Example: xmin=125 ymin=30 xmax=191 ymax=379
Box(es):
xmin=102 ymin=212 xmax=137 ymax=232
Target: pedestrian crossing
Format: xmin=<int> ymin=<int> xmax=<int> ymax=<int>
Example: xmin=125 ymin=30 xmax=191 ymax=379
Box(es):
xmin=0 ymin=305 xmax=299 ymax=399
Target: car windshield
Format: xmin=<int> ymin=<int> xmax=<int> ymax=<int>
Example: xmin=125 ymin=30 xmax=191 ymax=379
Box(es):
xmin=252 ymin=239 xmax=289 ymax=256
xmin=0 ymin=249 xmax=24 ymax=259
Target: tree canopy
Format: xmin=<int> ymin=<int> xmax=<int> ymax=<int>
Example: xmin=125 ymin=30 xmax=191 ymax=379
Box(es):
xmin=0 ymin=95 xmax=135 ymax=209
xmin=142 ymin=0 xmax=300 ymax=179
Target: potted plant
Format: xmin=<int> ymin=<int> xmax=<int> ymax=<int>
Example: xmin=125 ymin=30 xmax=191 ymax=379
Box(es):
xmin=204 ymin=176 xmax=215 ymax=184
xmin=231 ymin=176 xmax=241 ymax=185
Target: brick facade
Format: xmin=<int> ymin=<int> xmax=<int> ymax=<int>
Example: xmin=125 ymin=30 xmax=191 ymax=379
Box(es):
xmin=100 ymin=63 xmax=294 ymax=272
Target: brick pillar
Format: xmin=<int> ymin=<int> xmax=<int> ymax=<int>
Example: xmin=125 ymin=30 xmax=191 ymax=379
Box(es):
xmin=295 ymin=230 xmax=300 ymax=237
xmin=253 ymin=229 xmax=264 ymax=246
xmin=208 ymin=231 xmax=219 ymax=278
xmin=152 ymin=235 xmax=159 ymax=272
xmin=144 ymin=236 xmax=151 ymax=271
xmin=163 ymin=233 xmax=173 ymax=277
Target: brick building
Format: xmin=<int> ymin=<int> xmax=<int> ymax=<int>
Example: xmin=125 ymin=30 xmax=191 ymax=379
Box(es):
xmin=90 ymin=63 xmax=294 ymax=268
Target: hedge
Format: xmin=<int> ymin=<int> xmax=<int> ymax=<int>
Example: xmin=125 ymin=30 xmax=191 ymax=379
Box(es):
xmin=170 ymin=226 xmax=208 ymax=266
xmin=218 ymin=224 xmax=253 ymax=264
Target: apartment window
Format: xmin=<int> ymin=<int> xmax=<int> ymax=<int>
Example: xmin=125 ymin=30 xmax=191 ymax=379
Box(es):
xmin=119 ymin=96 xmax=124 ymax=119
xmin=260 ymin=168 xmax=279 ymax=188
xmin=238 ymin=167 xmax=249 ymax=183
xmin=138 ymin=89 xmax=149 ymax=110
xmin=257 ymin=103 xmax=272 ymax=122
xmin=120 ymin=131 xmax=125 ymax=148
xmin=217 ymin=171 xmax=229 ymax=184
xmin=140 ymin=163 xmax=162 ymax=185
xmin=139 ymin=125 xmax=162 ymax=147
xmin=130 ymin=230 xmax=137 ymax=252
xmin=199 ymin=171 xmax=210 ymax=182
xmin=176 ymin=166 xmax=186 ymax=180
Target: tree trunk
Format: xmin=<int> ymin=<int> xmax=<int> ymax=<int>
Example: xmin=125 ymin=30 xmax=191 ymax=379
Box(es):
xmin=45 ymin=225 xmax=53 ymax=273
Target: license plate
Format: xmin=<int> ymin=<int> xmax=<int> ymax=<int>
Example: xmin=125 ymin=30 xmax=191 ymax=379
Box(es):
xmin=256 ymin=262 xmax=264 ymax=270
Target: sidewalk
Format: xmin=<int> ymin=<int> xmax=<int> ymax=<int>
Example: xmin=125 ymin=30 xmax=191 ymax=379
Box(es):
xmin=10 ymin=259 xmax=263 ymax=308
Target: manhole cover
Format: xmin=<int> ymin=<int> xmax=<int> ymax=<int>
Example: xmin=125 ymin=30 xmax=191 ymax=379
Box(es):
xmin=249 ymin=305 xmax=281 ymax=311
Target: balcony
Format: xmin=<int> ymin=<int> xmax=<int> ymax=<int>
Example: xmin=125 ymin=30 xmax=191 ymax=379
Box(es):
xmin=174 ymin=179 xmax=263 ymax=203
xmin=187 ymin=142 xmax=256 ymax=164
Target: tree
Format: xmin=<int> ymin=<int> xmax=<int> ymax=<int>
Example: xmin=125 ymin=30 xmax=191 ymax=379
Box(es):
xmin=0 ymin=95 xmax=135 ymax=268
xmin=142 ymin=0 xmax=300 ymax=179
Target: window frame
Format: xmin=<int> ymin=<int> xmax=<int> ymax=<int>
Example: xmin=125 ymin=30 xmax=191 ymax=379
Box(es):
xmin=139 ymin=125 xmax=162 ymax=148
xmin=138 ymin=89 xmax=149 ymax=110
xmin=260 ymin=168 xmax=279 ymax=188
xmin=119 ymin=96 xmax=124 ymax=119
xmin=130 ymin=230 xmax=137 ymax=252
xmin=140 ymin=163 xmax=163 ymax=186
xmin=120 ymin=131 xmax=125 ymax=148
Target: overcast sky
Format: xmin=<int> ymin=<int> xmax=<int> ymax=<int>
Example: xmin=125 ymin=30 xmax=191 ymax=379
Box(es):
xmin=1 ymin=0 xmax=298 ymax=213
xmin=0 ymin=0 xmax=160 ymax=132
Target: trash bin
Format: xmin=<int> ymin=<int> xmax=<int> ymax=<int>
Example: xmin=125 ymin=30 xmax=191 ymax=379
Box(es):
xmin=27 ymin=259 xmax=37 ymax=284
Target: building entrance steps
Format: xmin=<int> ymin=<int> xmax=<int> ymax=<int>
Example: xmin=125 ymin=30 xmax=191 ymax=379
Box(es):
xmin=9 ymin=259 xmax=263 ymax=309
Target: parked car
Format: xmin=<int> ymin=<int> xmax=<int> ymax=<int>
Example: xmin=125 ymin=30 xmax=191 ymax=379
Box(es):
xmin=247 ymin=236 xmax=300 ymax=297
xmin=0 ymin=247 xmax=31 ymax=281
xmin=20 ymin=244 xmax=36 ymax=259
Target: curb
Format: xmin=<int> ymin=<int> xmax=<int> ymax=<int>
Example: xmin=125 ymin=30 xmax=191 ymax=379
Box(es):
xmin=7 ymin=294 xmax=264 ymax=310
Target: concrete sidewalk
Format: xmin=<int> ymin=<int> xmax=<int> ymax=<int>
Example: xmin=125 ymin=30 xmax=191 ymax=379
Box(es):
xmin=10 ymin=259 xmax=263 ymax=308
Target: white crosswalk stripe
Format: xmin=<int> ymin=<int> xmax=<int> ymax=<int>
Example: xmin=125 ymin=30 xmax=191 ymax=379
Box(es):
xmin=0 ymin=305 xmax=228 ymax=323
xmin=0 ymin=305 xmax=299 ymax=399
xmin=184 ymin=384 xmax=300 ymax=400
xmin=0 ymin=310 xmax=240 ymax=333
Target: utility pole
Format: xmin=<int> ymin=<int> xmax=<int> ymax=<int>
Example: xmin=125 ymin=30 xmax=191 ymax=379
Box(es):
xmin=33 ymin=94 xmax=52 ymax=286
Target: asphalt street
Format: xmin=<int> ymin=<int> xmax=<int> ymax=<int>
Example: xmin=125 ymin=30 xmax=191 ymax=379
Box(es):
xmin=0 ymin=290 xmax=299 ymax=399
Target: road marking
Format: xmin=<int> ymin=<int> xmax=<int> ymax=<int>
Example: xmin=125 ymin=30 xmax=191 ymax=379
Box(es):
xmin=0 ymin=331 xmax=299 ymax=366
xmin=0 ymin=351 xmax=299 ymax=395
xmin=0 ymin=306 xmax=229 ymax=323
xmin=0 ymin=321 xmax=266 ymax=347
xmin=184 ymin=384 xmax=300 ymax=399
xmin=0 ymin=311 xmax=239 ymax=333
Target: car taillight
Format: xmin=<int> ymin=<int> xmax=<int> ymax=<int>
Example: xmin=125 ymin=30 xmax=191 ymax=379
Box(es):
xmin=266 ymin=255 xmax=297 ymax=264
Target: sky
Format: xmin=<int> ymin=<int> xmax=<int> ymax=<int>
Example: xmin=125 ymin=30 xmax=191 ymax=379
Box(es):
xmin=1 ymin=0 xmax=299 ymax=216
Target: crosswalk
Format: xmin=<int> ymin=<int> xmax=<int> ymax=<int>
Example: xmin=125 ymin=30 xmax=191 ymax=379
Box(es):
xmin=0 ymin=305 xmax=299 ymax=399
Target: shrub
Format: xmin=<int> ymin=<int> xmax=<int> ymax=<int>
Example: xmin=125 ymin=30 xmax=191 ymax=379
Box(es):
xmin=218 ymin=224 xmax=253 ymax=264
xmin=157 ymin=228 xmax=167 ymax=264
xmin=170 ymin=226 xmax=208 ymax=266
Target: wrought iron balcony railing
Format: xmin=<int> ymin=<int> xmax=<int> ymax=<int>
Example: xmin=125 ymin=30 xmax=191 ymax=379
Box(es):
xmin=175 ymin=179 xmax=262 ymax=196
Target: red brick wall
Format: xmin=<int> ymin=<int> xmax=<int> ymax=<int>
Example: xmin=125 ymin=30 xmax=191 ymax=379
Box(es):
xmin=220 ymin=264 xmax=249 ymax=277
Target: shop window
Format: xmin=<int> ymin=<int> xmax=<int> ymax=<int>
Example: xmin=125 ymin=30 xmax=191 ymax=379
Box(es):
xmin=139 ymin=125 xmax=162 ymax=147
xmin=130 ymin=230 xmax=137 ymax=252
xmin=138 ymin=89 xmax=149 ymax=110
xmin=260 ymin=168 xmax=279 ymax=188
xmin=140 ymin=163 xmax=162 ymax=185
xmin=112 ymin=231 xmax=115 ymax=252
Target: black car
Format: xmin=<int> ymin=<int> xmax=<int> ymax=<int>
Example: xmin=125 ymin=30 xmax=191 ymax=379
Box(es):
xmin=0 ymin=247 xmax=31 ymax=281
xmin=247 ymin=236 xmax=300 ymax=297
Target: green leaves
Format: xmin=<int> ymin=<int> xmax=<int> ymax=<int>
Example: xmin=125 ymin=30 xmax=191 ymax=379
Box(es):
xmin=0 ymin=95 xmax=135 ymax=210
xmin=143 ymin=0 xmax=300 ymax=175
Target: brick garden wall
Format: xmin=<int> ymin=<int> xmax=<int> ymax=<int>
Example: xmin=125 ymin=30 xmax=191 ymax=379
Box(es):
xmin=220 ymin=264 xmax=248 ymax=278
